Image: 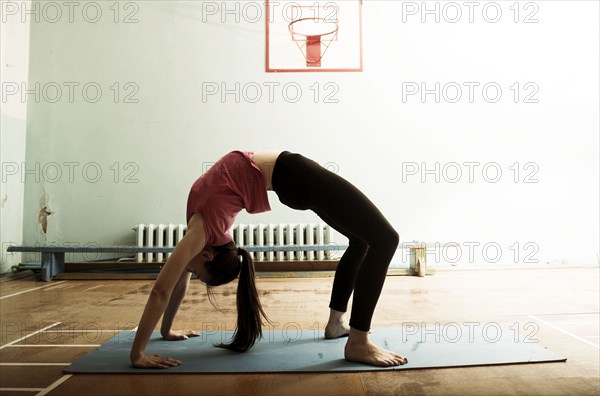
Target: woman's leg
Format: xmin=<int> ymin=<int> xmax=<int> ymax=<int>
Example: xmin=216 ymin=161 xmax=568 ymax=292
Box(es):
xmin=308 ymin=170 xmax=399 ymax=333
xmin=272 ymin=152 xmax=405 ymax=366
xmin=312 ymin=207 xmax=368 ymax=338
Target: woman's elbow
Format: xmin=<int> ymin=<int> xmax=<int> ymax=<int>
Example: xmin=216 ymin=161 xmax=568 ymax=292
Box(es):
xmin=150 ymin=284 xmax=171 ymax=302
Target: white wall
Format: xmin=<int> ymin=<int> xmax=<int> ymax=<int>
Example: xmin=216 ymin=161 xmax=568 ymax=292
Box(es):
xmin=10 ymin=0 xmax=599 ymax=270
xmin=0 ymin=0 xmax=31 ymax=273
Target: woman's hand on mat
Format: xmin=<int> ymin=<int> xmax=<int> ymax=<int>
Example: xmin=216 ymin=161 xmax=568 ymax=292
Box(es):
xmin=162 ymin=329 xmax=200 ymax=341
xmin=131 ymin=353 xmax=182 ymax=369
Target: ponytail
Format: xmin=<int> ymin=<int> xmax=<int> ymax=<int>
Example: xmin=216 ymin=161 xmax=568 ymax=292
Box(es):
xmin=212 ymin=246 xmax=270 ymax=352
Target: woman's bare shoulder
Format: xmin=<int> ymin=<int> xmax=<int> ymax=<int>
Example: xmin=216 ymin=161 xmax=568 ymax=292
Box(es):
xmin=187 ymin=212 xmax=205 ymax=231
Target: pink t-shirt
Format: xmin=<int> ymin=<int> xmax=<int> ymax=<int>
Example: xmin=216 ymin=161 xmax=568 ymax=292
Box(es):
xmin=186 ymin=151 xmax=271 ymax=246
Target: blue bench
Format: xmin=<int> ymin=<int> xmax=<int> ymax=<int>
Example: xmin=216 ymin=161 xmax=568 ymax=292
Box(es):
xmin=6 ymin=245 xmax=347 ymax=281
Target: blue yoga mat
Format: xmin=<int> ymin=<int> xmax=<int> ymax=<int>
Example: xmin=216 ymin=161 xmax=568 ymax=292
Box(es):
xmin=64 ymin=324 xmax=566 ymax=373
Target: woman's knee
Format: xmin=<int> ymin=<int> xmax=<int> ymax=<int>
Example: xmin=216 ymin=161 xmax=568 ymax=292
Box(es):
xmin=368 ymin=227 xmax=399 ymax=252
xmin=388 ymin=229 xmax=400 ymax=250
xmin=348 ymin=237 xmax=369 ymax=256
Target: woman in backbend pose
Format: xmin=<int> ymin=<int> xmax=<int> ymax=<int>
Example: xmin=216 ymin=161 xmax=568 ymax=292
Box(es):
xmin=130 ymin=151 xmax=406 ymax=368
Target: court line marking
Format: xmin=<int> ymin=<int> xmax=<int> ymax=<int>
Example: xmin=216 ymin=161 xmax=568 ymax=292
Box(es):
xmin=82 ymin=285 xmax=104 ymax=292
xmin=0 ymin=322 xmax=61 ymax=350
xmin=53 ymin=283 xmax=80 ymax=290
xmin=0 ymin=388 xmax=45 ymax=392
xmin=0 ymin=282 xmax=66 ymax=300
xmin=43 ymin=330 xmax=118 ymax=333
xmin=7 ymin=344 xmax=101 ymax=347
xmin=0 ymin=363 xmax=70 ymax=366
xmin=40 ymin=328 xmax=138 ymax=333
xmin=526 ymin=312 xmax=599 ymax=317
xmin=34 ymin=328 xmax=137 ymax=334
xmin=529 ymin=315 xmax=600 ymax=349
xmin=540 ymin=321 xmax=599 ymax=325
xmin=42 ymin=283 xmax=71 ymax=291
xmin=37 ymin=374 xmax=72 ymax=396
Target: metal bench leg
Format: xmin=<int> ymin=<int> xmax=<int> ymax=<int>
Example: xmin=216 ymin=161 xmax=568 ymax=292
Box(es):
xmin=40 ymin=252 xmax=65 ymax=281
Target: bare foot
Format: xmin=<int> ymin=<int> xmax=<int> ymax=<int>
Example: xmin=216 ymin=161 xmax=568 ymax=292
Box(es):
xmin=344 ymin=328 xmax=408 ymax=367
xmin=325 ymin=309 xmax=351 ymax=339
xmin=325 ymin=321 xmax=350 ymax=339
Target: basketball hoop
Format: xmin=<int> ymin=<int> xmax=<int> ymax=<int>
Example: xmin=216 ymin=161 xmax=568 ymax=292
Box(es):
xmin=288 ymin=18 xmax=339 ymax=67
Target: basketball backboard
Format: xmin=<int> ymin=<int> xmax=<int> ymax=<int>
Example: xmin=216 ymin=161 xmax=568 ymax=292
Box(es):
xmin=266 ymin=0 xmax=363 ymax=72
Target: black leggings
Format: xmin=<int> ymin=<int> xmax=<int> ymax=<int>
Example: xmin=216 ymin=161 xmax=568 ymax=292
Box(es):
xmin=272 ymin=151 xmax=399 ymax=332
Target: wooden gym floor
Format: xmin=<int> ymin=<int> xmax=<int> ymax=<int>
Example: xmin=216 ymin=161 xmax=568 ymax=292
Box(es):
xmin=0 ymin=267 xmax=598 ymax=396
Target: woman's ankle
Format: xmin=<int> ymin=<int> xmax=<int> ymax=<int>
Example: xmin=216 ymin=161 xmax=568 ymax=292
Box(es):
xmin=347 ymin=327 xmax=369 ymax=343
xmin=327 ymin=308 xmax=345 ymax=324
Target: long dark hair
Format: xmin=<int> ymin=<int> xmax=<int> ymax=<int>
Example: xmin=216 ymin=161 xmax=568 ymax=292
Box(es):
xmin=205 ymin=241 xmax=270 ymax=352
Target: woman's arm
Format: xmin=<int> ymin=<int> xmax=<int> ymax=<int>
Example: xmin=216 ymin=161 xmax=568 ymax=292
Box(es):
xmin=160 ymin=271 xmax=200 ymax=340
xmin=130 ymin=214 xmax=206 ymax=368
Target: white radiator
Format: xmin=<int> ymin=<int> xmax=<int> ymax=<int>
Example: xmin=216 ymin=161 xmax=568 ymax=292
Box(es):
xmin=133 ymin=223 xmax=332 ymax=263
xmin=232 ymin=223 xmax=332 ymax=261
xmin=133 ymin=224 xmax=187 ymax=263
